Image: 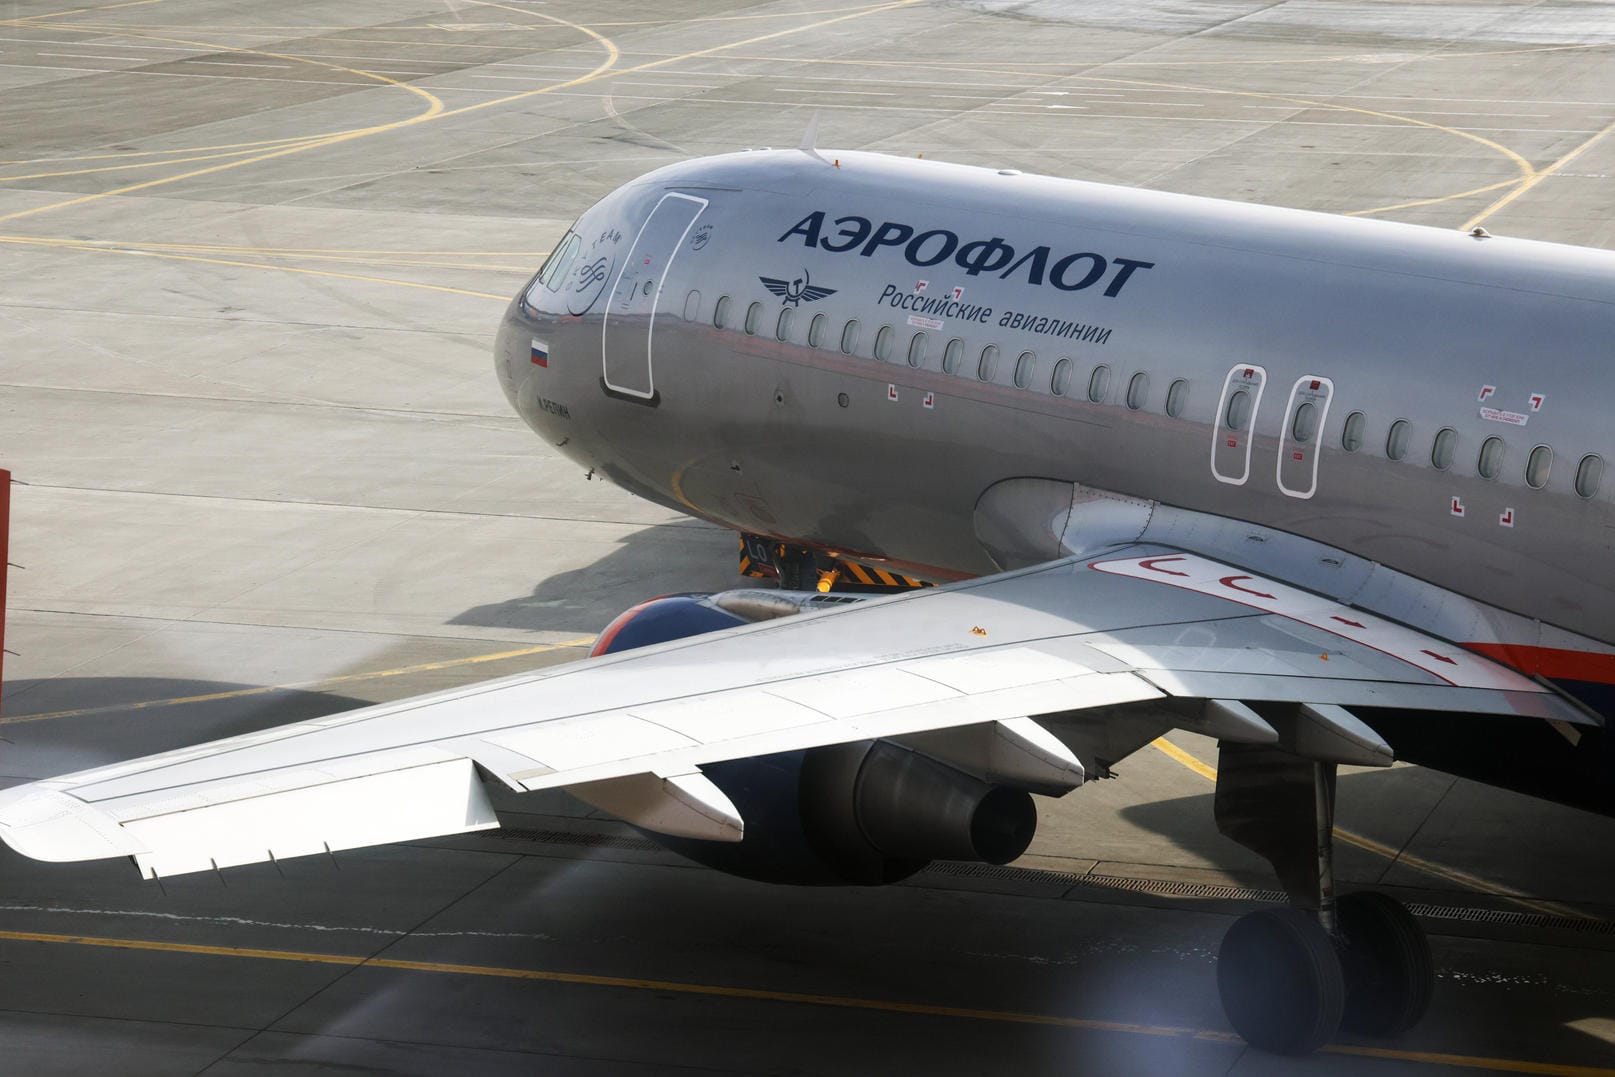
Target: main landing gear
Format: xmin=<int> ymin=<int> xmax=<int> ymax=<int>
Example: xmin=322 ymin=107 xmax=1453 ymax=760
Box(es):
xmin=1213 ymin=743 xmax=1434 ymax=1054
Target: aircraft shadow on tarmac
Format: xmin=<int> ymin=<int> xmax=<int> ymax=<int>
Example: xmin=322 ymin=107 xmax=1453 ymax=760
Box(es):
xmin=0 ymin=677 xmax=372 ymax=788
xmin=449 ymin=520 xmax=741 ymax=635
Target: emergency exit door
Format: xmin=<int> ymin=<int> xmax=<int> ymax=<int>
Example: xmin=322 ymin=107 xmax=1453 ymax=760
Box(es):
xmin=602 ymin=192 xmax=708 ymax=400
xmin=1276 ymin=376 xmax=1333 ymax=499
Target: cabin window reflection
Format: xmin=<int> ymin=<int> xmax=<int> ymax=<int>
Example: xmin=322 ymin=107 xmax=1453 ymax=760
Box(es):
xmin=1478 ymin=436 xmax=1504 ymax=479
xmin=908 ymin=332 xmax=928 ymax=368
xmin=942 ymin=338 xmax=963 ymax=375
xmin=744 ymin=302 xmax=762 ymax=335
xmin=1051 ymin=358 xmax=1072 ymax=396
xmin=1576 ymin=454 xmax=1604 ymax=499
xmin=1088 ymin=364 xmax=1111 ymax=404
xmin=1526 ymin=445 xmax=1552 ymax=489
xmin=1014 ymin=351 xmax=1035 ymax=389
xmin=1126 ymin=372 xmax=1149 ymax=411
xmin=1431 ymin=427 xmax=1456 ymax=470
xmin=840 ymin=320 xmax=860 ymax=355
xmin=874 ymin=325 xmax=894 ymax=361
xmin=1292 ymin=400 xmax=1319 ymax=442
xmin=776 ymin=308 xmax=793 ymax=342
xmin=1225 ymin=388 xmax=1250 ymax=431
xmin=1341 ymin=411 xmax=1365 ymax=452
xmin=713 ymin=295 xmax=731 ymax=330
xmin=1165 ymin=378 xmax=1188 ymax=418
xmin=978 ymin=344 xmax=999 ymax=382
xmin=683 ymin=290 xmax=701 ymax=322
xmin=808 ymin=312 xmax=826 ymax=348
xmin=1386 ymin=419 xmax=1411 ymax=461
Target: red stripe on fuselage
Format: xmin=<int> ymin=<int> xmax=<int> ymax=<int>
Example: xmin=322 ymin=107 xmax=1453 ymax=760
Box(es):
xmin=1464 ymin=642 xmax=1615 ymax=685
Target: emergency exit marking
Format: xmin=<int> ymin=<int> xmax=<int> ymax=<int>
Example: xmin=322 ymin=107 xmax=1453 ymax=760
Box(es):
xmin=1500 ymin=507 xmax=1515 ymax=527
xmin=923 ymin=392 xmax=935 ymax=409
xmin=1450 ymin=496 xmax=1465 ymax=517
xmin=887 ymin=384 xmax=899 ymax=402
xmin=1529 ymin=394 xmax=1545 ymax=412
xmin=1478 ymin=385 xmax=1496 ymax=402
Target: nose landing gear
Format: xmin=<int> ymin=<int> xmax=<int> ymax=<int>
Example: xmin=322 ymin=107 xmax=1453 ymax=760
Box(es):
xmin=1213 ymin=741 xmax=1434 ymax=1054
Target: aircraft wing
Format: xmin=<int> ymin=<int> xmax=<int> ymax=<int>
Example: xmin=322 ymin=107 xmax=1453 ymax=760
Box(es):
xmin=0 ymin=546 xmax=1587 ymax=880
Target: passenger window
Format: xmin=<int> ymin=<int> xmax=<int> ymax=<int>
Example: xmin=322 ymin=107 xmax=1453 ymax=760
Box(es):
xmin=1526 ymin=445 xmax=1552 ymax=489
xmin=908 ymin=332 xmax=928 ymax=368
xmin=683 ymin=290 xmax=701 ymax=321
xmin=1014 ymin=351 xmax=1035 ymax=389
xmin=1051 ymin=358 xmax=1072 ymax=396
xmin=1226 ymin=389 xmax=1251 ymax=431
xmin=713 ymin=295 xmax=731 ymax=329
xmin=808 ymin=312 xmax=825 ymax=348
xmin=1386 ymin=419 xmax=1411 ymax=461
xmin=744 ymin=302 xmax=762 ymax=335
xmin=978 ymin=344 xmax=999 ymax=381
xmin=874 ymin=325 xmax=893 ymax=361
xmin=1431 ymin=427 xmax=1456 ymax=470
xmin=942 ymin=338 xmax=963 ymax=375
xmin=1126 ymin=372 xmax=1149 ymax=411
xmin=1341 ymin=411 xmax=1365 ymax=452
xmin=1165 ymin=378 xmax=1187 ymax=418
xmin=1478 ymin=436 xmax=1504 ymax=479
xmin=1576 ymin=454 xmax=1604 ymax=498
xmin=841 ymin=319 xmax=860 ymax=355
xmin=776 ymin=308 xmax=793 ymax=342
xmin=1088 ymin=364 xmax=1111 ymax=403
xmin=1292 ymin=402 xmax=1317 ymax=441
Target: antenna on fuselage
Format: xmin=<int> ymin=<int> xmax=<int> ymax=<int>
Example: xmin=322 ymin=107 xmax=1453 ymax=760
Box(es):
xmin=797 ymin=112 xmax=831 ymax=165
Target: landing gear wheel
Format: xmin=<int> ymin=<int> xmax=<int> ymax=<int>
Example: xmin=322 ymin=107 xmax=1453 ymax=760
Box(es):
xmin=1338 ymin=891 xmax=1434 ymax=1037
xmin=1217 ymin=907 xmax=1345 ymax=1055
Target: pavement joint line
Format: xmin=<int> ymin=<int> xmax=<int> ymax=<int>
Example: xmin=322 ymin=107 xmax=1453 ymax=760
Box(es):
xmin=0 ymin=637 xmax=595 ymax=725
xmin=1147 ymin=738 xmax=1593 ymax=921
xmin=0 ymin=926 xmax=1607 ymax=1075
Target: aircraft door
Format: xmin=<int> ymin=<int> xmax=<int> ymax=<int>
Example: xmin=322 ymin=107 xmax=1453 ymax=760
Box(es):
xmin=602 ymin=192 xmax=708 ymax=400
xmin=1276 ymin=376 xmax=1333 ymax=499
xmin=1211 ymin=364 xmax=1267 ymax=485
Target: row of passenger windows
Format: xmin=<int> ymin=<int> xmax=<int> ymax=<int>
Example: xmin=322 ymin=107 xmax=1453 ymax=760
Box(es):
xmin=694 ymin=290 xmax=1604 ymax=501
xmin=1335 ymin=412 xmax=1603 ymax=499
xmin=697 ymin=291 xmax=1189 ymax=414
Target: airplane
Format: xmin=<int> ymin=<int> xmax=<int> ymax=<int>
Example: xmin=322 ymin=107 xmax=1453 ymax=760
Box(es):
xmin=2 ymin=131 xmax=1612 ymax=1057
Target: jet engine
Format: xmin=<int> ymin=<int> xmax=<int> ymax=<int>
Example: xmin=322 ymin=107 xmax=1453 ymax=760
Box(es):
xmin=586 ymin=589 xmax=1043 ymax=884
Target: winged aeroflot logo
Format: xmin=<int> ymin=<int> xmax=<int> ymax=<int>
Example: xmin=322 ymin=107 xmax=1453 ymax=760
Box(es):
xmin=759 ymin=270 xmax=837 ymax=307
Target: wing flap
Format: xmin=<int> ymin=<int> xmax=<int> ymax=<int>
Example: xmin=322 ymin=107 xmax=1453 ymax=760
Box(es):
xmin=122 ymin=756 xmax=497 ymax=878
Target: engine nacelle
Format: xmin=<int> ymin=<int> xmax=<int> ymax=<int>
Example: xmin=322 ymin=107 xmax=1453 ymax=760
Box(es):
xmin=587 ymin=588 xmax=1039 ymax=884
xmin=654 ymin=742 xmax=1036 ymax=886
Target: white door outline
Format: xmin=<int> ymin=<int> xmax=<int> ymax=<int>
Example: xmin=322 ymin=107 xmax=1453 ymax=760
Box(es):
xmin=601 ymin=192 xmax=708 ymax=399
xmin=1211 ymin=364 xmax=1267 ymax=486
xmin=1276 ymin=375 xmax=1334 ymax=499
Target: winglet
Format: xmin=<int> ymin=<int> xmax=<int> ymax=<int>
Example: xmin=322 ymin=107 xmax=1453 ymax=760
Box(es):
xmin=798 ymin=112 xmax=830 ymax=165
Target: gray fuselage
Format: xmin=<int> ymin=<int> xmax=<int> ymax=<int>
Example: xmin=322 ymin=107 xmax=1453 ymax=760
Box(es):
xmin=497 ymin=149 xmax=1615 ymax=656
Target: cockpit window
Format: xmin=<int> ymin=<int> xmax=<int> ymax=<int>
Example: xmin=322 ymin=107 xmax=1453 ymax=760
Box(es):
xmin=530 ymin=230 xmax=582 ymax=298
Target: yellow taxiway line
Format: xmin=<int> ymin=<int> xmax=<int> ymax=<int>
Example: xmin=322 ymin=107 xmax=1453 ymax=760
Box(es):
xmin=1148 ymin=738 xmax=1592 ymax=921
xmin=0 ymin=926 xmax=1608 ymax=1075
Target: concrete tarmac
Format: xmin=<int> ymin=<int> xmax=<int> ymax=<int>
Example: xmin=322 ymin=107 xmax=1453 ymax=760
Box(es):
xmin=1 ymin=0 xmax=1614 ymax=1073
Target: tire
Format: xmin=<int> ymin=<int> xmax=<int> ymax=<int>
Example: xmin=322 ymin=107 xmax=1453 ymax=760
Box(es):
xmin=1217 ymin=907 xmax=1345 ymax=1055
xmin=1338 ymin=891 xmax=1434 ymax=1037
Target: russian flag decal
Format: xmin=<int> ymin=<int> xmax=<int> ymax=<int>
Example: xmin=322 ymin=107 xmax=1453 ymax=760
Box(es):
xmin=530 ymin=339 xmax=549 ymax=367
